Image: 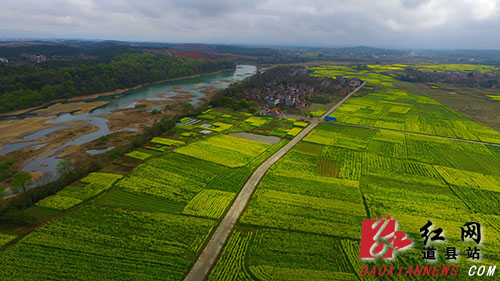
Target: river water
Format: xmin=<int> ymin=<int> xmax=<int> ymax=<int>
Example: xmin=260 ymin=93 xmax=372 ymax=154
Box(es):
xmin=0 ymin=65 xmax=256 ymax=179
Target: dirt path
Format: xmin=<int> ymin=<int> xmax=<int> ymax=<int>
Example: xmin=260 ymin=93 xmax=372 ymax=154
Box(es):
xmin=183 ymin=82 xmax=366 ymax=281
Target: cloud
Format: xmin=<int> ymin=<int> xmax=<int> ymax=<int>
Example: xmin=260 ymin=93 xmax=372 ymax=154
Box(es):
xmin=1 ymin=0 xmax=500 ymax=49
xmin=400 ymin=0 xmax=431 ymax=9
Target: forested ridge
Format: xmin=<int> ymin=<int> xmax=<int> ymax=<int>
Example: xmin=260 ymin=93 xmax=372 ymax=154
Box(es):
xmin=0 ymin=54 xmax=235 ymax=113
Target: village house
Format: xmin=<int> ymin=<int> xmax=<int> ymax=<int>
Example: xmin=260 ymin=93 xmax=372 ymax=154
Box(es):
xmin=241 ymin=67 xmax=362 ymax=112
xmin=339 ymin=86 xmax=351 ymax=96
xmin=349 ymin=78 xmax=361 ymax=87
xmin=29 ymin=55 xmax=47 ymax=64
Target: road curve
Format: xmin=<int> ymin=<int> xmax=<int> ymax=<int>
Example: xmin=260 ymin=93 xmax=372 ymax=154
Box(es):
xmin=183 ymin=82 xmax=366 ymax=281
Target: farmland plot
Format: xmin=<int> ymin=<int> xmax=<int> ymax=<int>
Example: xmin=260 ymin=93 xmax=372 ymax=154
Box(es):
xmin=182 ymin=189 xmax=235 ymax=219
xmin=0 ymin=205 xmax=216 ymax=280
xmin=36 ymin=172 xmax=123 ymax=210
xmin=435 ymin=165 xmax=500 ymax=192
xmin=304 ymin=123 xmax=376 ymax=150
xmin=321 ymin=85 xmax=500 ymax=143
xmin=4 ymin=120 xmax=290 ymax=279
xmin=451 ymin=185 xmax=500 ymax=215
xmin=175 ymin=134 xmax=270 ymax=167
xmin=115 ymin=153 xmax=226 ymax=202
xmin=207 ymin=231 xmax=254 ymax=281
xmin=125 ymin=150 xmax=152 ymax=160
xmin=151 ymin=137 xmax=185 ymax=146
xmin=97 ymin=189 xmax=186 ymax=214
xmin=35 ymin=195 xmax=82 ymax=211
xmin=241 ymin=189 xmax=365 ymax=238
xmin=210 ymin=228 xmax=357 ymax=281
xmin=211 ymin=113 xmax=500 ymax=278
xmin=0 ymin=234 xmax=15 ymax=248
xmin=206 ymin=166 xmax=253 ymax=193
xmin=116 ymin=164 xmax=208 ymax=202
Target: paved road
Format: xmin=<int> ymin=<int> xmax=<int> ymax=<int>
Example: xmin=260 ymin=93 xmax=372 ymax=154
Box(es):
xmin=334 ymin=121 xmax=500 ymax=147
xmin=183 ymin=82 xmax=366 ymax=281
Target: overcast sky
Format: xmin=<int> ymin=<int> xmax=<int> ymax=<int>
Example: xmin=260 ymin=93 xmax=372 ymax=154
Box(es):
xmin=1 ymin=0 xmax=500 ymax=49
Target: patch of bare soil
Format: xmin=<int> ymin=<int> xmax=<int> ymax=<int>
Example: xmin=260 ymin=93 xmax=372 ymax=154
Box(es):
xmin=171 ymin=90 xmax=197 ymax=99
xmin=18 ymin=124 xmax=99 ymax=164
xmin=198 ymin=87 xmax=218 ymax=106
xmin=59 ymin=130 xmax=137 ymax=162
xmin=32 ymin=101 xmax=109 ymax=116
xmin=0 ymin=117 xmax=55 ymax=145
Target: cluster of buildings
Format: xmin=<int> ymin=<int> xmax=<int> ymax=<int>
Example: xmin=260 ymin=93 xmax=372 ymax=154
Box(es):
xmin=240 ymin=75 xmax=362 ymax=110
xmin=238 ymin=67 xmax=363 ymax=119
xmin=29 ymin=55 xmax=47 ymax=64
xmin=259 ymin=107 xmax=281 ymax=117
xmin=0 ymin=55 xmax=48 ymax=65
xmin=403 ymin=69 xmax=500 ymax=88
xmin=241 ymin=82 xmax=314 ymax=109
xmin=442 ymin=70 xmax=499 ymax=88
xmin=335 ymin=76 xmax=362 ymax=96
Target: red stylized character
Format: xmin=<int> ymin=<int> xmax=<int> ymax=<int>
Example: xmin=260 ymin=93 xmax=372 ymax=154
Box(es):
xmin=359 ymin=216 xmax=413 ymax=259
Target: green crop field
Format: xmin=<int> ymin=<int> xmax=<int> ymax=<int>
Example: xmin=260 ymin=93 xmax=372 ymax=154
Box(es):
xmin=211 ymin=120 xmax=500 ymax=279
xmin=309 ymin=109 xmax=327 ymax=117
xmin=310 ymin=65 xmax=398 ymax=87
xmin=325 ymin=89 xmax=500 ymax=143
xmin=35 ymin=173 xmax=123 ymax=211
xmin=0 ymin=106 xmax=291 ymax=280
xmin=0 ymin=233 xmax=16 ymax=248
xmin=209 ymin=62 xmax=500 ymax=281
xmin=244 ymin=116 xmax=270 ymax=127
xmin=309 ymin=65 xmax=500 ymax=145
xmin=182 ymin=189 xmax=235 ymax=219
xmin=151 ymin=137 xmax=185 ymax=146
xmin=0 ymin=205 xmax=216 ymax=280
xmin=35 ymin=195 xmax=83 ymax=211
xmin=125 ymin=150 xmax=152 ymax=160
xmin=175 ymin=134 xmax=270 ymax=167
xmin=2 ymin=64 xmax=500 ymax=280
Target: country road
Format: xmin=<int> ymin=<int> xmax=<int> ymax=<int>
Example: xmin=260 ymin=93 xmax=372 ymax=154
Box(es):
xmin=183 ymin=82 xmax=366 ymax=281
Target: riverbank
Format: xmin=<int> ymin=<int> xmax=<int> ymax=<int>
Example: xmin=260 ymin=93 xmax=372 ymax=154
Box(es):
xmin=0 ymin=68 xmax=235 ymax=119
xmin=102 ymin=91 xmax=194 ymax=132
xmin=0 ymin=65 xmax=257 ymax=191
xmin=0 ymin=64 xmax=257 ymax=200
xmin=32 ymin=101 xmax=110 ymax=116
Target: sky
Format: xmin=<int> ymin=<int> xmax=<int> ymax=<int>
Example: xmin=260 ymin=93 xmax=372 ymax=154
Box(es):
xmin=1 ymin=0 xmax=500 ymax=49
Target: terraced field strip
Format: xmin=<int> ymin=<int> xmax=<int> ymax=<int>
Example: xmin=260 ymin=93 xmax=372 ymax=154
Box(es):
xmin=183 ymin=82 xmax=365 ymax=281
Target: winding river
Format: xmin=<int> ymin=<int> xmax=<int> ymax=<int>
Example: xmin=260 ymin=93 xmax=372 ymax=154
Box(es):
xmin=0 ymin=65 xmax=257 ymax=179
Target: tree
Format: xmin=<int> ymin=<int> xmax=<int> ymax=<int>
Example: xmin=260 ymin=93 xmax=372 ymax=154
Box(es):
xmin=11 ymin=172 xmax=32 ymax=193
xmin=56 ymin=160 xmax=74 ymax=176
xmin=236 ymin=99 xmax=250 ymax=110
xmin=0 ymin=53 xmax=235 ymax=113
xmin=248 ymin=106 xmax=258 ymax=114
xmin=181 ymin=102 xmax=195 ymax=114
